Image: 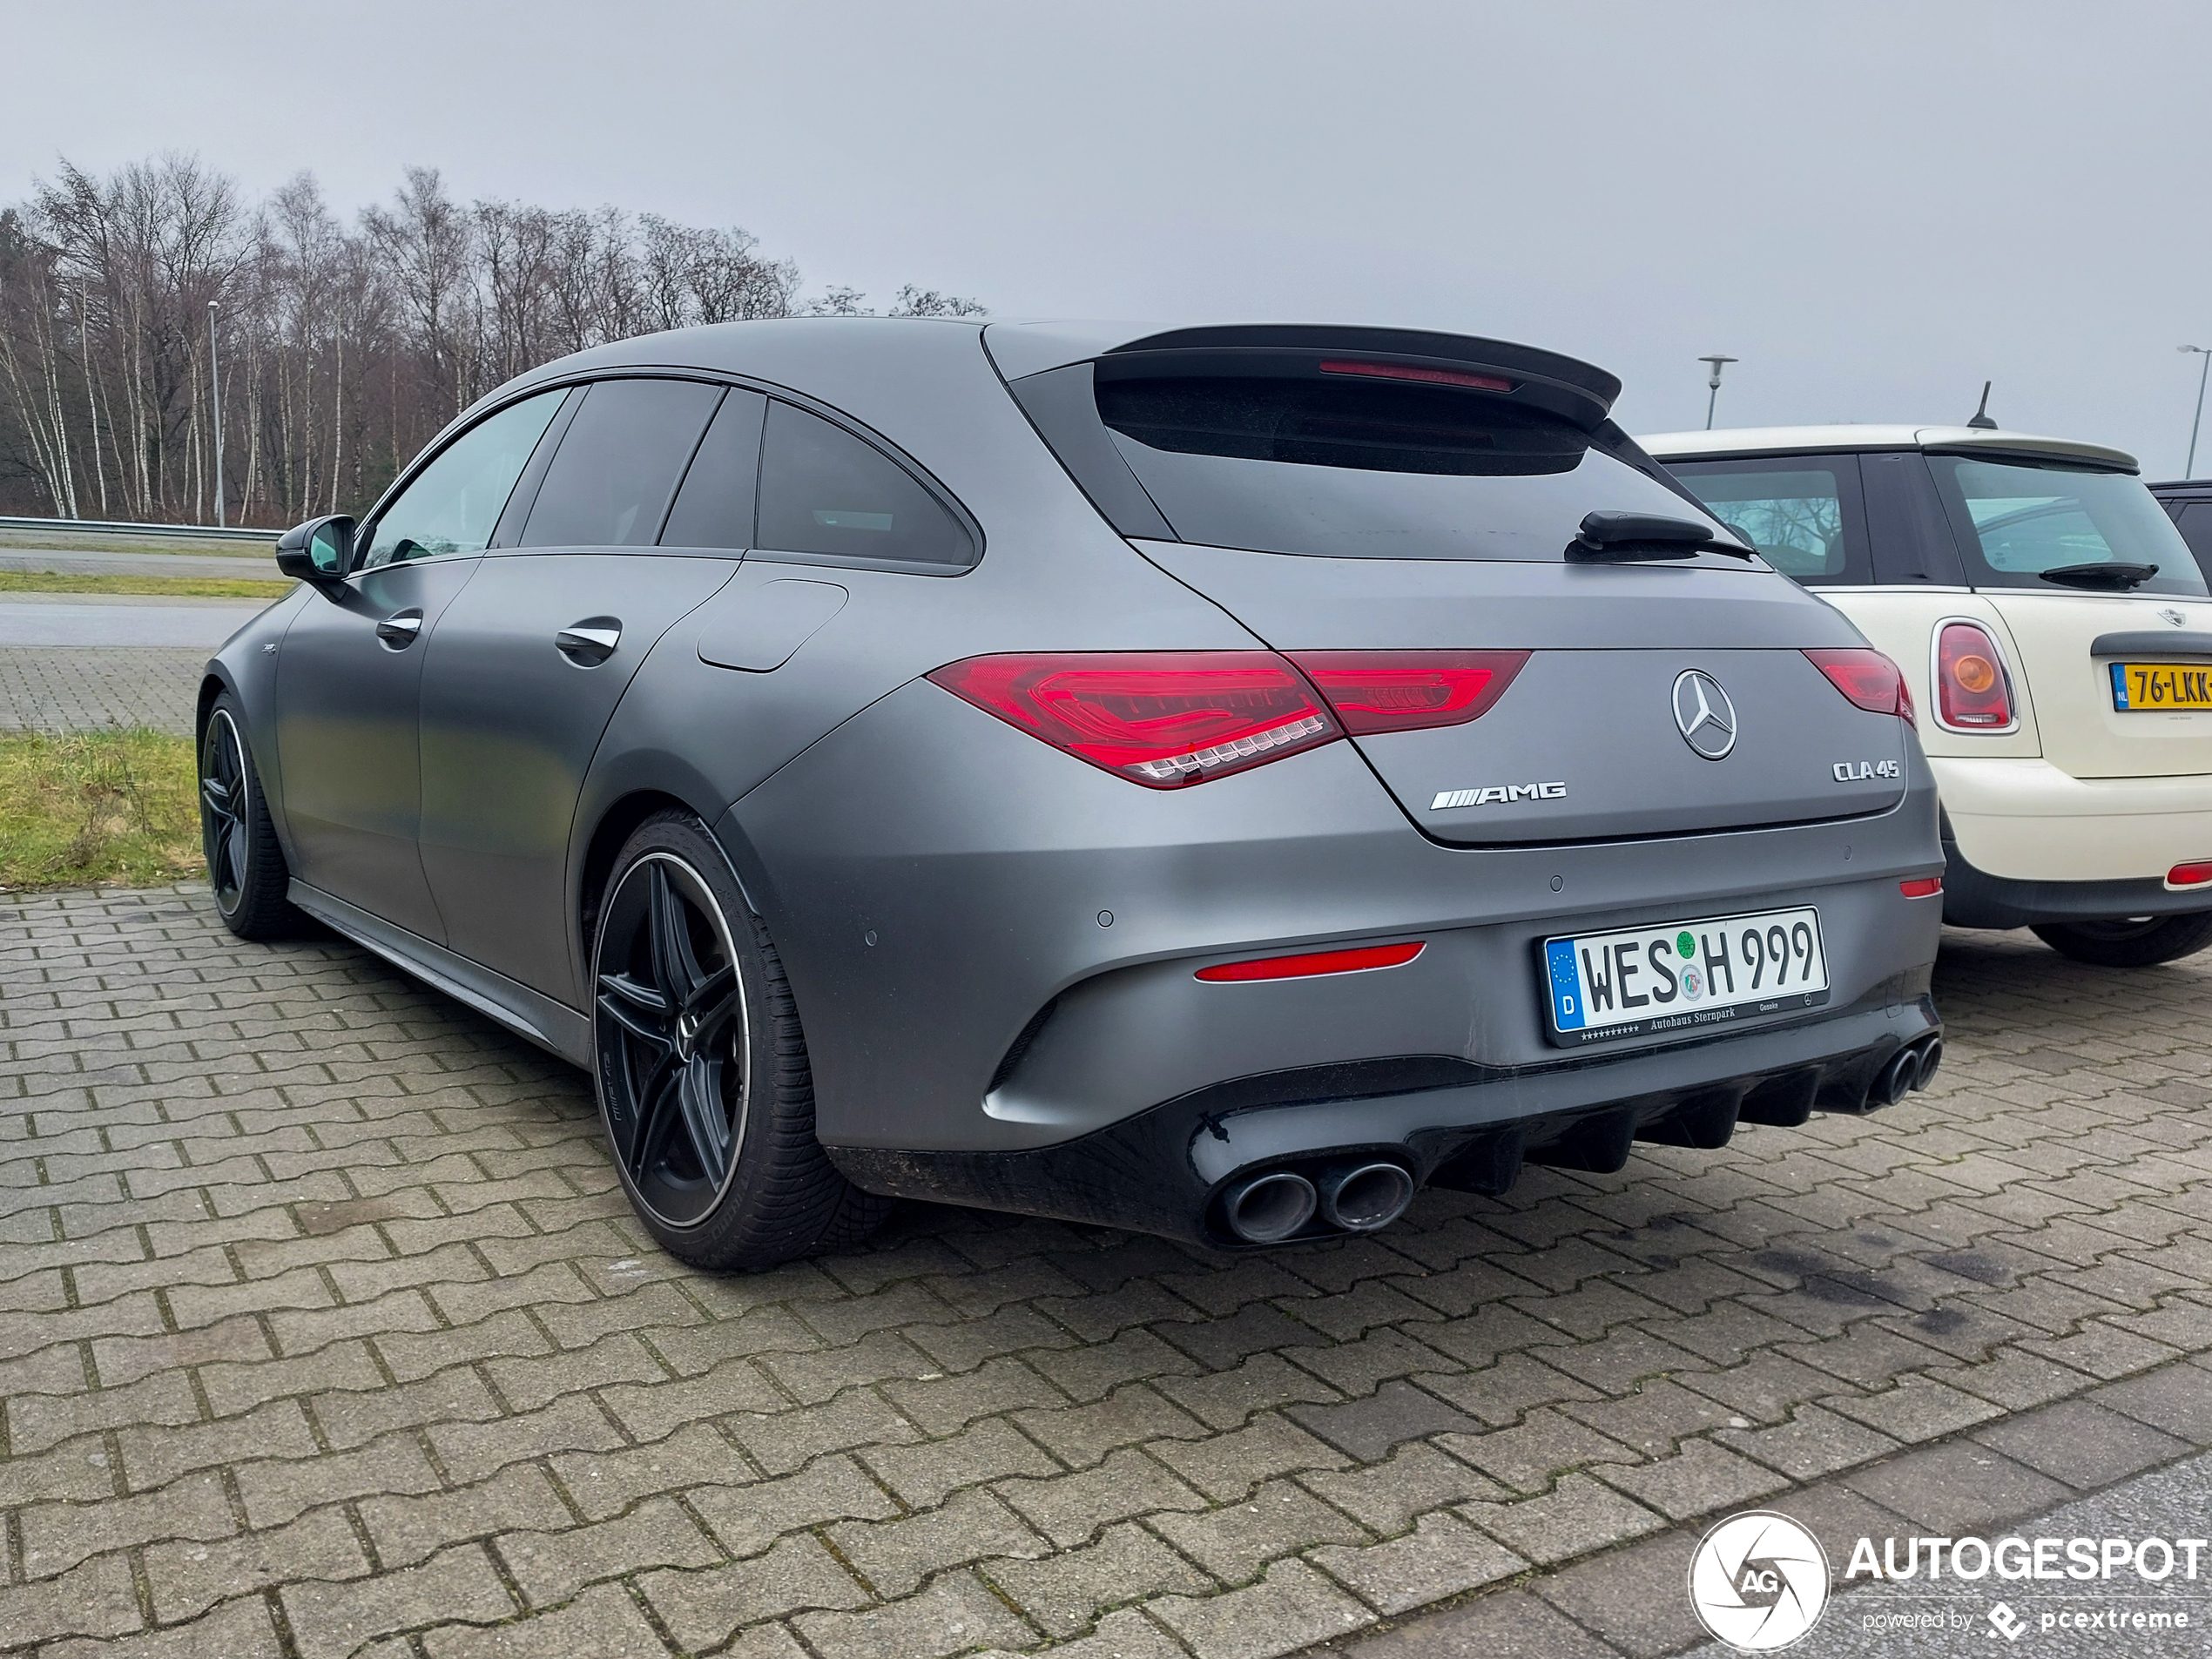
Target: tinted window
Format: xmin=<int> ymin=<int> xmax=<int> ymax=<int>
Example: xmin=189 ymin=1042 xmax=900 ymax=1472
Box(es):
xmin=519 ymin=379 xmax=722 ymax=548
xmin=660 ymin=390 xmax=766 ymax=550
xmin=1664 ymin=459 xmax=1862 ymax=582
xmin=755 ymin=401 xmax=973 ymax=569
xmin=1928 ymin=456 xmax=2209 ymax=598
xmin=1093 ymin=374 xmax=1714 ymax=562
xmin=2168 ymin=502 xmax=2212 ymax=585
xmin=362 ymin=390 xmax=564 ymax=568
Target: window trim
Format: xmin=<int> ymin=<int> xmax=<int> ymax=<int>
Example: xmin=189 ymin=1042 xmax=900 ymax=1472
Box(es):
xmin=750 ymin=394 xmax=983 ymax=576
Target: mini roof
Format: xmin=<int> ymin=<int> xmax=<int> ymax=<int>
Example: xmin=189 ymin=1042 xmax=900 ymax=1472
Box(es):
xmin=1639 ymin=423 xmax=2138 ymax=472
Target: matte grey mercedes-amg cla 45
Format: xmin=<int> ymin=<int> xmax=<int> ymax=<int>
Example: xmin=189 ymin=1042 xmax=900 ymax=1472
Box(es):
xmin=199 ymin=319 xmax=1945 ymax=1270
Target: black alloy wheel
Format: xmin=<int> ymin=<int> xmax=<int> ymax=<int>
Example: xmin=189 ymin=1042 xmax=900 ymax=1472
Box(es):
xmin=589 ymin=812 xmax=886 ymax=1268
xmin=2033 ymin=913 xmax=2212 ymax=968
xmin=198 ymin=694 xmax=299 ymax=940
xmin=595 ymin=853 xmax=750 ymax=1228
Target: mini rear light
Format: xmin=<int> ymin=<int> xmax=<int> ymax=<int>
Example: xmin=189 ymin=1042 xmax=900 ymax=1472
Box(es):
xmin=1934 ymin=622 xmax=2014 ymax=729
xmin=1804 ymin=647 xmax=1916 ymax=728
xmin=1900 ymin=877 xmax=1944 ymax=899
xmin=2168 ymin=861 xmax=2212 ymax=887
xmin=1318 ymin=360 xmax=1514 ymax=393
xmin=1196 ymin=941 xmax=1426 ymax=981
xmin=927 ymin=651 xmax=1341 ymax=788
xmin=1285 ymin=650 xmax=1531 ymax=734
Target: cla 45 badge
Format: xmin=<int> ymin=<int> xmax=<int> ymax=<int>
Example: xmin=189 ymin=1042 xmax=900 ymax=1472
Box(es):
xmin=1832 ymin=760 xmax=1902 ymax=782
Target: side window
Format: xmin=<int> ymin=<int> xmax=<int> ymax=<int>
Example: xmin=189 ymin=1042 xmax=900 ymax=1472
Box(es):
xmin=660 ymin=390 xmax=767 ymax=550
xmin=361 ymin=390 xmax=565 ymax=569
xmin=755 ymin=401 xmax=974 ymax=570
xmin=1663 ymin=457 xmax=1871 ymax=585
xmin=2171 ymin=502 xmax=2212 ymax=585
xmin=519 ymin=379 xmax=723 ymax=549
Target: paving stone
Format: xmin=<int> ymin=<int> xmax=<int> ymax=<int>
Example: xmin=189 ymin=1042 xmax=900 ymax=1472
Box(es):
xmin=1839 ymin=1440 xmax=2074 ymax=1534
xmin=550 ymin=1420 xmax=752 ymax=1521
xmin=791 ymin=1567 xmax=1036 ymax=1658
xmin=36 ymin=1594 xmax=283 ymax=1659
xmin=1153 ymin=1477 xmax=1369 ymax=1584
xmin=997 ymin=1447 xmax=1210 ymax=1547
xmin=830 ymin=1485 xmax=1051 ymax=1596
xmin=985 ymin=1520 xmax=1215 ymax=1639
xmin=501 ymin=1494 xmax=721 ymax=1605
xmin=639 ymin=1531 xmax=871 ymax=1649
xmin=360 ymin=1462 xmax=576 ymax=1568
xmin=1150 ymin=1558 xmax=1372 ymax=1659
xmin=1286 ymin=1378 xmax=1484 ymax=1461
xmin=279 ymin=1543 xmax=516 ymax=1659
xmin=1015 ymin=1380 xmax=1210 ymax=1467
xmin=1969 ymin=1395 xmax=2194 ymax=1489
xmin=1530 ymin=1527 xmax=1708 ymax=1659
xmin=1309 ymin=1510 xmax=1526 ymax=1615
xmin=687 ymin=1452 xmax=902 ymax=1555
xmin=1300 ymin=1440 xmax=1512 ymax=1533
xmin=1456 ymin=1471 xmax=1669 ymax=1566
xmin=1347 ymin=1586 xmax=1621 ymax=1659
xmin=422 ymin=1581 xmax=669 ymax=1659
xmin=1594 ymin=1435 xmax=1792 ymax=1521
xmin=972 ymin=1607 xmax=1189 ymax=1659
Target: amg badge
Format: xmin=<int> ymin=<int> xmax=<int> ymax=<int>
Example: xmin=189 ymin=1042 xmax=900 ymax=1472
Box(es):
xmin=1432 ymin=781 xmax=1568 ymax=810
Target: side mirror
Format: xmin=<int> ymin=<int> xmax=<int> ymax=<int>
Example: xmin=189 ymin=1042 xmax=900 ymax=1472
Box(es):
xmin=275 ymin=515 xmax=356 ymax=590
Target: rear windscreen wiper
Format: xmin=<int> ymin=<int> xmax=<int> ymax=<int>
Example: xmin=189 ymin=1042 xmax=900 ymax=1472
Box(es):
xmin=1568 ymin=511 xmax=1755 ymax=563
xmin=2039 ymin=562 xmax=2159 ymax=591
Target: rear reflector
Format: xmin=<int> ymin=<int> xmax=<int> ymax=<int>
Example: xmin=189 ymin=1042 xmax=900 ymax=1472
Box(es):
xmin=2168 ymin=861 xmax=2212 ymax=887
xmin=1900 ymin=877 xmax=1944 ymax=899
xmin=1318 ymin=360 xmax=1514 ymax=393
xmin=1287 ymin=650 xmax=1530 ymax=733
xmin=1196 ymin=941 xmax=1426 ymax=981
xmin=1935 ymin=622 xmax=2013 ymax=728
xmin=927 ymin=651 xmax=1341 ymax=788
xmin=1804 ymin=647 xmax=1916 ymax=728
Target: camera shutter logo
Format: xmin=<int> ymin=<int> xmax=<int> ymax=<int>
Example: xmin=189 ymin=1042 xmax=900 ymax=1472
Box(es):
xmin=1687 ymin=1511 xmax=1831 ymax=1650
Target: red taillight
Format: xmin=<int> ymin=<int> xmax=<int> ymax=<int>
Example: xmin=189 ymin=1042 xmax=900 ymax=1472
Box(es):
xmin=1804 ymin=647 xmax=1916 ymax=728
xmin=1900 ymin=877 xmax=1944 ymax=899
xmin=1286 ymin=650 xmax=1531 ymax=734
xmin=2168 ymin=861 xmax=2212 ymax=887
xmin=1934 ymin=622 xmax=2013 ymax=729
xmin=1318 ymin=360 xmax=1514 ymax=392
xmin=1196 ymin=941 xmax=1426 ymax=981
xmin=927 ymin=652 xmax=1341 ymax=787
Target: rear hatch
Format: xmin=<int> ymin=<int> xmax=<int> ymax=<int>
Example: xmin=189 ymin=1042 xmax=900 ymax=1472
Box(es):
xmin=1925 ymin=452 xmax=2212 ymax=779
xmin=995 ymin=324 xmax=1907 ymax=843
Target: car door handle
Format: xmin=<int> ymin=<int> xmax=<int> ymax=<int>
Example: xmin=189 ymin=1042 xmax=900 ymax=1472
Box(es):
xmin=555 ymin=619 xmax=622 ymax=665
xmin=374 ymin=610 xmax=424 ymax=648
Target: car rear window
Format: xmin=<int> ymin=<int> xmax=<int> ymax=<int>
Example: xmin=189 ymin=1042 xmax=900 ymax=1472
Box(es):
xmin=1929 ymin=456 xmax=2209 ymax=598
xmin=1080 ymin=371 xmax=1726 ymax=563
xmin=1662 ymin=458 xmax=1871 ymax=585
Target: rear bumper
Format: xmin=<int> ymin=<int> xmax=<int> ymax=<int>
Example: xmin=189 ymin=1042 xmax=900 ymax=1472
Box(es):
xmin=827 ymin=987 xmax=1940 ymax=1248
xmin=1933 ymin=756 xmax=2212 ymax=885
xmin=1942 ymin=819 xmax=2212 ymax=929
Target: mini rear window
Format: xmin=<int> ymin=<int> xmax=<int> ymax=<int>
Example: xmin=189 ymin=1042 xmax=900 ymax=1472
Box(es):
xmin=1088 ymin=372 xmax=1720 ymax=562
xmin=1929 ymin=456 xmax=2209 ymax=599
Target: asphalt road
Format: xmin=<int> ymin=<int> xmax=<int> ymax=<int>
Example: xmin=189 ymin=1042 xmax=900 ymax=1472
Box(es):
xmin=0 ymin=597 xmax=268 ymax=646
xmin=0 ymin=545 xmax=284 ymax=580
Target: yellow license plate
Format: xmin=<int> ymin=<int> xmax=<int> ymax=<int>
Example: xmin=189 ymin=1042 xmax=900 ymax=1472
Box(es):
xmin=2110 ymin=663 xmax=2212 ymax=711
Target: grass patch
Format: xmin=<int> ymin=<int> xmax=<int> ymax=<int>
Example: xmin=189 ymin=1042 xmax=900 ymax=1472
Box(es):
xmin=0 ymin=570 xmax=293 ymax=600
xmin=0 ymin=729 xmax=205 ymax=891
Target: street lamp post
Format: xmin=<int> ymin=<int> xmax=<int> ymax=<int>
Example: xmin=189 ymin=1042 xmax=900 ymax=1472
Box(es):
xmin=2182 ymin=346 xmax=2212 ymax=479
xmin=1699 ymin=354 xmax=1737 ymax=430
xmin=208 ymin=300 xmax=226 ymax=528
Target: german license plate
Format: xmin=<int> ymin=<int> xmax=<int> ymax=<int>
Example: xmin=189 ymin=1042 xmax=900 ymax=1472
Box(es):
xmin=1541 ymin=907 xmax=1830 ymax=1047
xmin=2110 ymin=664 xmax=2212 ymax=711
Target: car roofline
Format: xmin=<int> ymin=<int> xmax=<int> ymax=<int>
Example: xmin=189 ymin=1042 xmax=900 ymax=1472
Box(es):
xmin=1639 ymin=423 xmax=2138 ymax=473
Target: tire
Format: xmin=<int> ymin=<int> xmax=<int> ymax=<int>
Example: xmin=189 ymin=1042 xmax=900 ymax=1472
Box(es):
xmin=199 ymin=693 xmax=302 ymax=941
xmin=2031 ymin=913 xmax=2212 ymax=968
xmin=589 ymin=810 xmax=887 ymax=1270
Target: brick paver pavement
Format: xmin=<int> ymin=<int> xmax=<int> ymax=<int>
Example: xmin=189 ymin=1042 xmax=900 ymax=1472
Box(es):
xmin=0 ymin=648 xmax=205 ymax=735
xmin=1 ymin=885 xmax=2207 ymax=1658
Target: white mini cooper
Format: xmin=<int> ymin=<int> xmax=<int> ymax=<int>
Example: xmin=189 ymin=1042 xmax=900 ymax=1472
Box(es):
xmin=1644 ymin=423 xmax=2212 ymax=967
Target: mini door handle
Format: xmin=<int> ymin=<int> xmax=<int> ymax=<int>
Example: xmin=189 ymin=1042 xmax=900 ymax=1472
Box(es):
xmin=374 ymin=610 xmax=424 ymax=647
xmin=555 ymin=620 xmax=622 ymax=664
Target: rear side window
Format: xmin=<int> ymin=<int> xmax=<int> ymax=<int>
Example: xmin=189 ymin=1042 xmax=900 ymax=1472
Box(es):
xmin=520 ymin=378 xmax=722 ymax=548
xmin=2169 ymin=501 xmax=2212 ymax=586
xmin=1085 ymin=372 xmax=1716 ymax=562
xmin=1663 ymin=457 xmax=1871 ymax=585
xmin=661 ymin=390 xmax=766 ymax=550
xmin=1928 ymin=456 xmax=2209 ymax=598
xmin=755 ymin=401 xmax=974 ymax=570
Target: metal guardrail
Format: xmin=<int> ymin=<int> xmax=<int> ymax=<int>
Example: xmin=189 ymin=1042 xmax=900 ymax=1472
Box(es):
xmin=0 ymin=515 xmax=280 ymax=543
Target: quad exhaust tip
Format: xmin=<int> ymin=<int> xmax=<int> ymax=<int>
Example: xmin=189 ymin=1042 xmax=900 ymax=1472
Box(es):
xmin=1871 ymin=1037 xmax=1942 ymax=1108
xmin=1222 ymin=1170 xmax=1318 ymax=1244
xmin=1318 ymin=1161 xmax=1417 ymax=1232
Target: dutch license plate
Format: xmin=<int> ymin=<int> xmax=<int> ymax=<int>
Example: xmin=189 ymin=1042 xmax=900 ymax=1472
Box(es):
xmin=2110 ymin=663 xmax=2212 ymax=711
xmin=1541 ymin=906 xmax=1830 ymax=1047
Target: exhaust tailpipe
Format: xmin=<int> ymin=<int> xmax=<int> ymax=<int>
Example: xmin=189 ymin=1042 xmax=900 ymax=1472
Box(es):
xmin=1221 ymin=1170 xmax=1318 ymax=1244
xmin=1871 ymin=1046 xmax=1921 ymax=1108
xmin=1316 ymin=1162 xmax=1417 ymax=1232
xmin=1910 ymin=1036 xmax=1942 ymax=1091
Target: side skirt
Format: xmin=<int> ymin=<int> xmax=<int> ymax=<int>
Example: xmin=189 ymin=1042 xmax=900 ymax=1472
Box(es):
xmin=287 ymin=880 xmax=593 ymax=1067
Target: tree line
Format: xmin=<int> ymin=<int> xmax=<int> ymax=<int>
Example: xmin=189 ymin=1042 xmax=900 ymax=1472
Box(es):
xmin=0 ymin=154 xmax=983 ymax=526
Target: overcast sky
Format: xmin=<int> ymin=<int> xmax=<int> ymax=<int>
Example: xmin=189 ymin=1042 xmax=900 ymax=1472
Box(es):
xmin=7 ymin=1 xmax=2209 ymax=469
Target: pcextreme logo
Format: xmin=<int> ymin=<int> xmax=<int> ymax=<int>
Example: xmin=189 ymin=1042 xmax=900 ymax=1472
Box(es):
xmin=1688 ymin=1511 xmax=1831 ymax=1650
